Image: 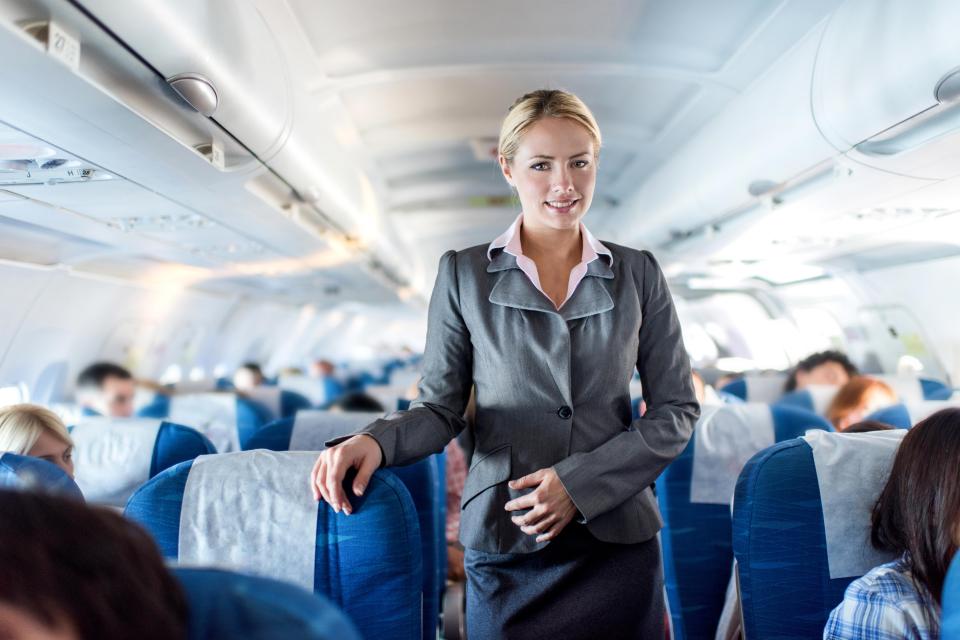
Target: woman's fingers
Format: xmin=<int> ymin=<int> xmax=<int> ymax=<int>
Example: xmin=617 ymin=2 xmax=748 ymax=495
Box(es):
xmin=310 ymin=454 xmax=323 ymax=501
xmin=325 ymin=450 xmax=351 ymax=514
xmin=520 ymin=513 xmax=557 ymax=535
xmin=536 ymin=516 xmax=569 ymax=543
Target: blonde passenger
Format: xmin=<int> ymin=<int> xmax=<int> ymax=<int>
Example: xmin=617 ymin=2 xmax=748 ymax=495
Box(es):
xmin=826 ymin=377 xmax=898 ymax=432
xmin=0 ymin=404 xmax=75 ymax=478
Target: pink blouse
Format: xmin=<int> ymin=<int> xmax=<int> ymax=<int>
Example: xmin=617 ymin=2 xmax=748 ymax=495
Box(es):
xmin=486 ymin=213 xmax=613 ymax=310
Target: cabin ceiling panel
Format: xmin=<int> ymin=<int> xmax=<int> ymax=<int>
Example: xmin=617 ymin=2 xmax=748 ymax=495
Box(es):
xmin=288 ymin=0 xmax=778 ymax=77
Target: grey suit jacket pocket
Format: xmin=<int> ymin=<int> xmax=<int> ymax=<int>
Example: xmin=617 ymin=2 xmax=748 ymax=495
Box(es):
xmin=460 ymin=444 xmax=511 ymax=511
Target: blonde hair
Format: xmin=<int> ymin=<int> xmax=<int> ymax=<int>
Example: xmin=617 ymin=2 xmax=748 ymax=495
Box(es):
xmin=498 ymin=89 xmax=602 ymax=165
xmin=0 ymin=404 xmax=73 ymax=455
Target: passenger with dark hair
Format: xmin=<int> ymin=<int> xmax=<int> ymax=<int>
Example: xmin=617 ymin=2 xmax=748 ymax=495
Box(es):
xmin=232 ymin=362 xmax=265 ymax=392
xmin=824 ymin=408 xmax=960 ymax=639
xmin=329 ymin=392 xmax=385 ymax=413
xmin=842 ymin=420 xmax=895 ymax=434
xmin=75 ymin=362 xmax=136 ymax=418
xmin=784 ymin=350 xmax=859 ymax=393
xmin=0 ymin=490 xmax=188 ymax=640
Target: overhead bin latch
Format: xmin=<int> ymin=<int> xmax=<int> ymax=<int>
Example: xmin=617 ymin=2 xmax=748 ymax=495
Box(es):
xmin=166 ymin=73 xmax=219 ymax=117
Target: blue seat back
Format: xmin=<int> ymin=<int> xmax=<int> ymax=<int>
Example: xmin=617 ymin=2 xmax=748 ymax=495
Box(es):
xmin=173 ymin=567 xmax=361 ymax=640
xmin=125 ymin=451 xmax=422 ymax=640
xmin=944 ymin=553 xmax=960 ymax=639
xmin=866 ymin=400 xmax=960 ymax=429
xmin=732 ymin=430 xmax=905 ymax=639
xmin=0 ymin=452 xmax=84 ymax=500
xmin=719 ymin=374 xmax=787 ymax=403
xmin=245 ymin=410 xmax=442 ymax=640
xmin=69 ymin=418 xmax=214 ymax=506
xmin=775 ymin=384 xmax=840 ymax=416
xmin=164 ymin=393 xmax=266 ymax=452
xmin=659 ymin=404 xmax=831 ymax=639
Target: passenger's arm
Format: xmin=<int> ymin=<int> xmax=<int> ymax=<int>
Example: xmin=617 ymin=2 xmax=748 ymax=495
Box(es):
xmin=552 ymin=250 xmax=700 ymax=523
xmin=324 ymin=249 xmax=474 ymax=467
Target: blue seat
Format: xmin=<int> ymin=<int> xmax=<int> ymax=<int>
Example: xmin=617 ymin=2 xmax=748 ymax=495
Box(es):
xmin=244 ymin=386 xmax=312 ymax=421
xmin=719 ymin=374 xmax=787 ymax=403
xmin=162 ymin=393 xmax=267 ymax=452
xmin=173 ymin=567 xmax=361 ymax=640
xmin=774 ymin=384 xmax=840 ymax=416
xmin=875 ymin=374 xmax=954 ymax=402
xmin=245 ymin=410 xmax=442 ymax=640
xmin=944 ymin=553 xmax=960 ymax=640
xmin=69 ymin=417 xmax=214 ymax=506
xmin=658 ymin=404 xmax=831 ymax=639
xmin=136 ymin=393 xmax=172 ymax=418
xmin=866 ymin=400 xmax=960 ymax=429
xmin=0 ymin=452 xmax=84 ymax=500
xmin=732 ymin=430 xmax=905 ymax=639
xmin=125 ymin=451 xmax=422 ymax=640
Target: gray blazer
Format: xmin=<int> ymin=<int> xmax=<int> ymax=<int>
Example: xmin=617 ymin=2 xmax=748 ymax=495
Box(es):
xmin=328 ymin=241 xmax=699 ymax=554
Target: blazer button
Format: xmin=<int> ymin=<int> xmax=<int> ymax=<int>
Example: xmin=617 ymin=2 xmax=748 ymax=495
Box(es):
xmin=557 ymin=405 xmax=573 ymax=419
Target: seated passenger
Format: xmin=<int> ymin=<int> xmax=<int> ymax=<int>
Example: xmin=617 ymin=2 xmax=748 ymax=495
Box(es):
xmin=843 ymin=420 xmax=895 ymax=434
xmin=824 ymin=408 xmax=960 ymax=639
xmin=309 ymin=358 xmax=346 ymax=403
xmin=329 ymin=392 xmax=384 ymax=413
xmin=232 ymin=362 xmax=265 ymax=392
xmin=785 ymin=351 xmax=859 ymax=392
xmin=75 ymin=362 xmax=136 ymax=418
xmin=0 ymin=490 xmax=188 ymax=640
xmin=0 ymin=404 xmax=74 ymax=478
xmin=826 ymin=377 xmax=898 ymax=431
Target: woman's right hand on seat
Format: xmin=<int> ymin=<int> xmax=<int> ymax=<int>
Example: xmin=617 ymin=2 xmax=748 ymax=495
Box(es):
xmin=310 ymin=434 xmax=383 ymax=515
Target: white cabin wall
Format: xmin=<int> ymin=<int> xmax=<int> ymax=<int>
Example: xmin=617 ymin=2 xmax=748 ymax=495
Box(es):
xmin=849 ymin=256 xmax=960 ymax=385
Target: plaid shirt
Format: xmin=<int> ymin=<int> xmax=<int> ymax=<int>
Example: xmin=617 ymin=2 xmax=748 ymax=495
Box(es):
xmin=824 ymin=556 xmax=941 ymax=640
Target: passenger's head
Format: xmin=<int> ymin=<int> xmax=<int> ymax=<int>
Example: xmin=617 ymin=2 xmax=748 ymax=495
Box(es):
xmin=497 ymin=89 xmax=601 ymax=232
xmin=826 ymin=376 xmax=897 ymax=431
xmin=0 ymin=405 xmax=74 ymax=478
xmin=785 ymin=350 xmax=858 ymax=392
xmin=232 ymin=362 xmax=264 ymax=392
xmin=0 ymin=490 xmax=188 ymax=639
xmin=309 ymin=359 xmax=336 ymax=378
xmin=329 ymin=392 xmax=385 ymax=413
xmin=75 ymin=362 xmax=135 ymax=418
xmin=842 ymin=420 xmax=895 ymax=434
xmin=871 ymin=408 xmax=960 ymax=605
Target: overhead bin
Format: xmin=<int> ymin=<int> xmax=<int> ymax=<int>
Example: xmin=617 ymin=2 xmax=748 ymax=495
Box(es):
xmin=77 ymin=0 xmax=292 ymax=162
xmin=621 ymin=22 xmax=840 ymax=249
xmin=812 ymin=0 xmax=960 ymax=179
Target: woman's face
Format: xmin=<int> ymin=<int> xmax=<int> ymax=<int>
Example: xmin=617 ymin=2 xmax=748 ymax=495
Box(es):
xmin=499 ymin=117 xmax=597 ymax=233
xmin=27 ymin=430 xmax=74 ymax=478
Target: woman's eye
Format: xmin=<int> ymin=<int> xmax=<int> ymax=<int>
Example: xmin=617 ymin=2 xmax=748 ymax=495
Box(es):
xmin=530 ymin=162 xmax=548 ymax=171
xmin=574 ymin=160 xmax=589 ymax=168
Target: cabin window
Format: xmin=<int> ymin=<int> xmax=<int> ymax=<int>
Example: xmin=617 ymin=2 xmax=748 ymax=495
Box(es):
xmin=0 ymin=382 xmax=30 ymax=407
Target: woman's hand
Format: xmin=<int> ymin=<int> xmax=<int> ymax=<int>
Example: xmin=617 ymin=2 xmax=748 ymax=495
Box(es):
xmin=310 ymin=434 xmax=383 ymax=515
xmin=503 ymin=467 xmax=577 ymax=543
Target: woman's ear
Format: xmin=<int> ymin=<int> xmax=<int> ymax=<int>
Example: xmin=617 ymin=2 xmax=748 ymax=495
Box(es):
xmin=498 ymin=154 xmax=514 ymax=187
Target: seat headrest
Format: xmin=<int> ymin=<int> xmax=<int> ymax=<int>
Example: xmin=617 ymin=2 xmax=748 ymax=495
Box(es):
xmin=70 ymin=417 xmax=163 ymax=505
xmin=0 ymin=452 xmax=83 ymax=500
xmin=801 ymin=429 xmax=905 ymax=579
xmin=168 ymin=393 xmax=239 ymax=452
xmin=867 ymin=400 xmax=960 ymax=429
xmin=691 ymin=404 xmax=775 ymax=505
xmin=290 ymin=411 xmax=383 ymax=451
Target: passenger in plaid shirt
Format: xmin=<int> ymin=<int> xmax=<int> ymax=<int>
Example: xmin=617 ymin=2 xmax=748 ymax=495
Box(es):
xmin=822 ymin=408 xmax=960 ymax=640
xmin=824 ymin=555 xmax=940 ymax=639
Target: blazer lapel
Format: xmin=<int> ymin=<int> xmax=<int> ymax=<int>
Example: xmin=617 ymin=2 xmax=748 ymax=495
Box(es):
xmin=487 ymin=251 xmax=557 ymax=315
xmin=559 ymin=260 xmax=615 ymax=322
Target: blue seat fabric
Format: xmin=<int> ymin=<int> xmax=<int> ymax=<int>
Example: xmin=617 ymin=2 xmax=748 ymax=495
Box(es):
xmin=126 ymin=463 xmax=422 ymax=640
xmin=0 ymin=453 xmax=84 ymax=500
xmin=658 ymin=405 xmax=831 ymax=639
xmin=943 ymin=553 xmax=960 ymax=639
xmin=152 ymin=422 xmax=216 ymax=476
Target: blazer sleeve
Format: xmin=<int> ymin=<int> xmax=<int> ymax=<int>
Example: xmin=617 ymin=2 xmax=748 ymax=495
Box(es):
xmin=324 ymin=250 xmax=473 ymax=467
xmin=552 ymin=250 xmax=700 ymax=523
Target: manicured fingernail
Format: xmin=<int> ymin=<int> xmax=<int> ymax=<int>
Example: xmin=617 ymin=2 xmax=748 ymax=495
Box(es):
xmin=355 ymin=485 xmax=365 ymax=496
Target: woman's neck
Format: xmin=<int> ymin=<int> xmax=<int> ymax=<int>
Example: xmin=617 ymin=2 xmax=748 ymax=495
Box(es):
xmin=519 ymin=216 xmax=582 ymax=265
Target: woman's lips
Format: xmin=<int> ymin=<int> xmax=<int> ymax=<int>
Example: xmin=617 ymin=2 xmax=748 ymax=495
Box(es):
xmin=544 ymin=198 xmax=580 ymax=213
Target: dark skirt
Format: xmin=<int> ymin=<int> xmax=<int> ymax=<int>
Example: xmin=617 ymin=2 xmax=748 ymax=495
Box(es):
xmin=464 ymin=523 xmax=664 ymax=640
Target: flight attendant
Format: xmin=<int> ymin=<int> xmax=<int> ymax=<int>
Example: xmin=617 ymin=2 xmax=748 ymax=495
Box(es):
xmin=311 ymin=89 xmax=700 ymax=639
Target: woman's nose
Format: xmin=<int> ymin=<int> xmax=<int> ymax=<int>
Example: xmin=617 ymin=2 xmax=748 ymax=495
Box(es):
xmin=552 ymin=168 xmax=575 ymax=193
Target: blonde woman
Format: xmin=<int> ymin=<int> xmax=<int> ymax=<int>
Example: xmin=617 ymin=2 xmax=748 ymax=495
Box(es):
xmin=311 ymin=89 xmax=699 ymax=638
xmin=0 ymin=404 xmax=75 ymax=478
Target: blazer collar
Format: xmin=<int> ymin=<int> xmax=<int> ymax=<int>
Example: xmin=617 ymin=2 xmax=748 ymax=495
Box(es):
xmin=487 ymin=248 xmax=615 ymax=320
